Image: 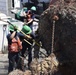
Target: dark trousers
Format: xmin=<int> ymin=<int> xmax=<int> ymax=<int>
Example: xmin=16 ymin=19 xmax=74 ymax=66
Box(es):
xmin=8 ymin=52 xmax=20 ymax=73
xmin=8 ymin=52 xmax=25 ymax=73
xmin=21 ymin=42 xmax=32 ymax=67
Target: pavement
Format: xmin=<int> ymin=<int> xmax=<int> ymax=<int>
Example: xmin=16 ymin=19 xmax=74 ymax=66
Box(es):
xmin=0 ymin=54 xmax=8 ymax=75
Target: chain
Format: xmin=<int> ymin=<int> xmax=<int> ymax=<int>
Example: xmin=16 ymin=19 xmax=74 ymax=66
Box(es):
xmin=51 ymin=20 xmax=56 ymax=53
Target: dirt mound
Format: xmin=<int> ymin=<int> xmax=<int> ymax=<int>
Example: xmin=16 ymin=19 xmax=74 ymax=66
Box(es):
xmin=8 ymin=69 xmax=31 ymax=75
xmin=8 ymin=69 xmax=24 ymax=75
xmin=34 ymin=0 xmax=76 ymax=75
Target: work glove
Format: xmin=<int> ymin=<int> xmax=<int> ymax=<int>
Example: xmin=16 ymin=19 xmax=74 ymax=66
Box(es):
xmin=24 ymin=22 xmax=28 ymax=25
xmin=14 ymin=25 xmax=18 ymax=31
xmin=23 ymin=22 xmax=28 ymax=26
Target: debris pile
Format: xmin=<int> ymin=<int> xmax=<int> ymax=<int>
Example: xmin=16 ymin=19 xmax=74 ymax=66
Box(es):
xmin=8 ymin=69 xmax=31 ymax=75
xmin=30 ymin=53 xmax=59 ymax=75
xmin=8 ymin=69 xmax=24 ymax=75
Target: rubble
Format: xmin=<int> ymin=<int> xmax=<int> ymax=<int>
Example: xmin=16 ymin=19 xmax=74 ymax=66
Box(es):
xmin=30 ymin=53 xmax=59 ymax=75
xmin=24 ymin=70 xmax=31 ymax=75
xmin=8 ymin=69 xmax=24 ymax=75
xmin=8 ymin=69 xmax=31 ymax=75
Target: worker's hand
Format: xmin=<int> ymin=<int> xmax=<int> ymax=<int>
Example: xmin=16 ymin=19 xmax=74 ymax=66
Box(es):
xmin=25 ymin=22 xmax=29 ymax=25
xmin=27 ymin=35 xmax=32 ymax=39
xmin=24 ymin=35 xmax=32 ymax=40
xmin=14 ymin=26 xmax=17 ymax=31
xmin=23 ymin=22 xmax=28 ymax=26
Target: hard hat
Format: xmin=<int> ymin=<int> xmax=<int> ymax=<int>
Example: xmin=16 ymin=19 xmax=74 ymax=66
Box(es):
xmin=23 ymin=7 xmax=28 ymax=12
xmin=21 ymin=25 xmax=32 ymax=34
xmin=31 ymin=6 xmax=36 ymax=11
xmin=9 ymin=25 xmax=17 ymax=31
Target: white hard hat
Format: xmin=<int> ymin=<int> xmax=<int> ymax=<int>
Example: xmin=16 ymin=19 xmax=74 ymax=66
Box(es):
xmin=31 ymin=6 xmax=36 ymax=11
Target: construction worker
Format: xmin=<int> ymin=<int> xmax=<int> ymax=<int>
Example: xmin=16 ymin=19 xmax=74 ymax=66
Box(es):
xmin=16 ymin=7 xmax=28 ymax=22
xmin=20 ymin=25 xmax=34 ymax=69
xmin=25 ymin=10 xmax=33 ymax=30
xmin=24 ymin=6 xmax=37 ymax=37
xmin=31 ymin=6 xmax=36 ymax=15
xmin=7 ymin=25 xmax=22 ymax=73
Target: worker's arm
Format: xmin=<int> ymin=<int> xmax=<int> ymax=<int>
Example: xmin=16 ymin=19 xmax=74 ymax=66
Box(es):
xmin=10 ymin=31 xmax=16 ymax=39
xmin=26 ymin=19 xmax=33 ymax=25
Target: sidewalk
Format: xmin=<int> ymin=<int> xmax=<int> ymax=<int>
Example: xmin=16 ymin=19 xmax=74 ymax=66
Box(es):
xmin=0 ymin=54 xmax=8 ymax=75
